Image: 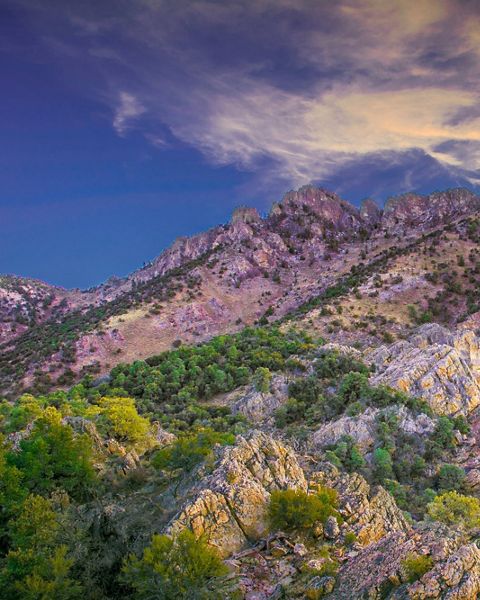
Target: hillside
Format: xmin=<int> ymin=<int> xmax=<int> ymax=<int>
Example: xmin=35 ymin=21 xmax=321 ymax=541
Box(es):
xmin=1 ymin=185 xmax=479 ymax=397
xmin=3 ymin=186 xmax=480 ymax=598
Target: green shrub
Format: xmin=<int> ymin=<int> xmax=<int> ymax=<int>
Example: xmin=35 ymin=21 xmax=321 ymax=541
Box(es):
xmin=268 ymin=487 xmax=338 ymax=532
xmin=152 ymin=429 xmax=235 ymax=473
xmin=314 ymin=351 xmax=369 ymax=381
xmin=344 ymin=531 xmax=357 ymax=546
xmin=427 ymin=491 xmax=480 ymax=529
xmin=97 ymin=396 xmax=150 ymax=443
xmin=437 ymin=464 xmax=466 ymax=492
xmin=252 ymin=367 xmax=272 ymax=393
xmin=0 ymin=494 xmax=81 ymax=600
xmin=122 ymin=530 xmax=229 ymax=600
xmin=337 ymin=372 xmax=369 ymax=406
xmin=327 ymin=436 xmax=365 ymax=472
xmin=401 ymin=553 xmax=433 ymax=583
xmin=6 ymin=407 xmax=96 ymax=501
xmin=372 ymin=447 xmax=394 ymax=483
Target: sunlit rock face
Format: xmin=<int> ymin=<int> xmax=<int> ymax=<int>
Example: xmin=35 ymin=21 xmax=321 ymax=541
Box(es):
xmin=310 ymin=464 xmax=410 ymax=547
xmin=368 ymin=324 xmax=480 ymax=416
xmin=169 ymin=433 xmax=409 ymax=558
xmin=312 ymin=406 xmax=434 ymax=453
xmin=169 ymin=432 xmax=307 ymax=557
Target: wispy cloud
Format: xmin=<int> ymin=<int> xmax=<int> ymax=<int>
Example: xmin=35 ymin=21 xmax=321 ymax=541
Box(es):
xmin=17 ymin=0 xmax=480 ymax=193
xmin=112 ymin=91 xmax=145 ymax=136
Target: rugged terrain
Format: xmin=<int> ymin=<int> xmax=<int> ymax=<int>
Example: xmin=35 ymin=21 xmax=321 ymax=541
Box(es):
xmin=2 ymin=185 xmax=480 ymax=599
xmin=2 ymin=185 xmax=480 ymax=397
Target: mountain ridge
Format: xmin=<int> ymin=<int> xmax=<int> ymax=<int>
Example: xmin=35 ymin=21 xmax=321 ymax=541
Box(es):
xmin=1 ymin=185 xmax=480 ymax=396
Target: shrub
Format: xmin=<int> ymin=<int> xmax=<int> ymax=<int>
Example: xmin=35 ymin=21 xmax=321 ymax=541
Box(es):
xmin=327 ymin=436 xmax=365 ymax=472
xmin=344 ymin=531 xmax=357 ymax=546
xmin=97 ymin=397 xmax=150 ymax=443
xmin=401 ymin=553 xmax=433 ymax=583
xmin=0 ymin=494 xmax=81 ymax=600
xmin=315 ymin=351 xmax=368 ymax=381
xmin=122 ymin=530 xmax=229 ymax=600
xmin=437 ymin=464 xmax=466 ymax=492
xmin=372 ymin=448 xmax=394 ymax=483
xmin=427 ymin=491 xmax=480 ymax=529
xmin=252 ymin=367 xmax=272 ymax=393
xmin=452 ymin=415 xmax=470 ymax=435
xmin=268 ymin=487 xmax=338 ymax=532
xmin=152 ymin=429 xmax=235 ymax=473
xmin=288 ymin=377 xmax=324 ymax=406
xmin=337 ymin=372 xmax=369 ymax=406
xmin=7 ymin=407 xmax=96 ymax=500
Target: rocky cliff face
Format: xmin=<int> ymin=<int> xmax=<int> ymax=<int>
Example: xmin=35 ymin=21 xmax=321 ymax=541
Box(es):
xmin=369 ymin=324 xmax=480 ymax=416
xmin=169 ymin=433 xmax=410 ymax=557
xmin=164 ymin=432 xmax=480 ymax=599
xmin=169 ymin=432 xmax=307 ymax=557
xmin=382 ymin=188 xmax=480 ymax=234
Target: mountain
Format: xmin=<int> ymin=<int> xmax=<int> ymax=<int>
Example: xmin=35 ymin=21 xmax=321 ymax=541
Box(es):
xmin=3 ymin=184 xmax=480 ymax=598
xmin=1 ymin=185 xmax=479 ymax=397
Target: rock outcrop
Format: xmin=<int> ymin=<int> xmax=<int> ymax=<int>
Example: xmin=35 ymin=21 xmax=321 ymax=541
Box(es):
xmin=406 ymin=543 xmax=480 ymax=599
xmin=311 ymin=464 xmax=410 ymax=546
xmin=329 ymin=521 xmax=472 ymax=599
xmin=312 ymin=406 xmax=434 ymax=453
xmin=169 ymin=434 xmax=410 ymax=559
xmin=229 ymin=375 xmax=289 ymax=425
xmin=169 ymin=432 xmax=307 ymax=556
xmin=382 ymin=188 xmax=480 ymax=234
xmin=368 ymin=324 xmax=480 ymax=416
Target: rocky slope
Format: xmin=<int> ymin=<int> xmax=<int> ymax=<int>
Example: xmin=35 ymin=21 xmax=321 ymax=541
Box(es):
xmin=1 ymin=185 xmax=480 ymax=398
xmin=4 ymin=184 xmax=480 ymax=597
xmin=163 ymin=429 xmax=480 ymax=599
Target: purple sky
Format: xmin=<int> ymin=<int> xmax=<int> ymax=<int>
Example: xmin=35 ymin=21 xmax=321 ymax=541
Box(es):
xmin=1 ymin=0 xmax=479 ymax=288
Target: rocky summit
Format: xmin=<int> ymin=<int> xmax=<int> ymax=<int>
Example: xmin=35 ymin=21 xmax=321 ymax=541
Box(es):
xmin=3 ymin=185 xmax=480 ymax=598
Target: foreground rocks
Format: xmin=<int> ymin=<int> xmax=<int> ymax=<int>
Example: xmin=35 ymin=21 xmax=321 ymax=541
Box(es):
xmin=169 ymin=433 xmax=410 ymax=558
xmin=169 ymin=432 xmax=307 ymax=556
xmin=166 ymin=432 xmax=480 ymax=598
xmin=311 ymin=463 xmax=410 ymax=546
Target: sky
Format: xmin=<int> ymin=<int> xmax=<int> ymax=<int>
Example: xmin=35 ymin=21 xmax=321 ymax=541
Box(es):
xmin=1 ymin=0 xmax=480 ymax=289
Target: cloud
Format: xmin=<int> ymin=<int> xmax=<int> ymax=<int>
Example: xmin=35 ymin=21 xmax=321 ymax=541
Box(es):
xmin=112 ymin=91 xmax=145 ymax=136
xmin=16 ymin=0 xmax=480 ymax=192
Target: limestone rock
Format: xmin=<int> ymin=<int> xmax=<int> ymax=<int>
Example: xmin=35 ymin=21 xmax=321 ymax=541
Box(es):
xmin=169 ymin=432 xmax=307 ymax=557
xmin=368 ymin=324 xmax=480 ymax=416
xmin=312 ymin=406 xmax=434 ymax=453
xmin=230 ymin=375 xmax=289 ymax=425
xmin=324 ymin=515 xmax=340 ymax=540
xmin=307 ymin=575 xmax=336 ymax=595
xmin=382 ymin=188 xmax=480 ymax=235
xmin=327 ymin=521 xmax=467 ymax=599
xmin=406 ymin=543 xmax=480 ymax=599
xmin=312 ymin=407 xmax=378 ymax=452
xmin=311 ymin=466 xmax=410 ymax=546
xmin=152 ymin=423 xmax=177 ymax=446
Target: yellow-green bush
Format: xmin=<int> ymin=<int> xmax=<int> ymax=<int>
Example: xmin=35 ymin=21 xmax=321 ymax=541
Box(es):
xmin=268 ymin=487 xmax=339 ymax=532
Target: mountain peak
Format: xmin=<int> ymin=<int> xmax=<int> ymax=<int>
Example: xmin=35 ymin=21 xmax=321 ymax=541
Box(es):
xmin=231 ymin=206 xmax=261 ymax=225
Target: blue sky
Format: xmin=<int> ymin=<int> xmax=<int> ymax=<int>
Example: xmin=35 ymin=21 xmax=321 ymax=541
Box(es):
xmin=1 ymin=0 xmax=479 ymax=288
